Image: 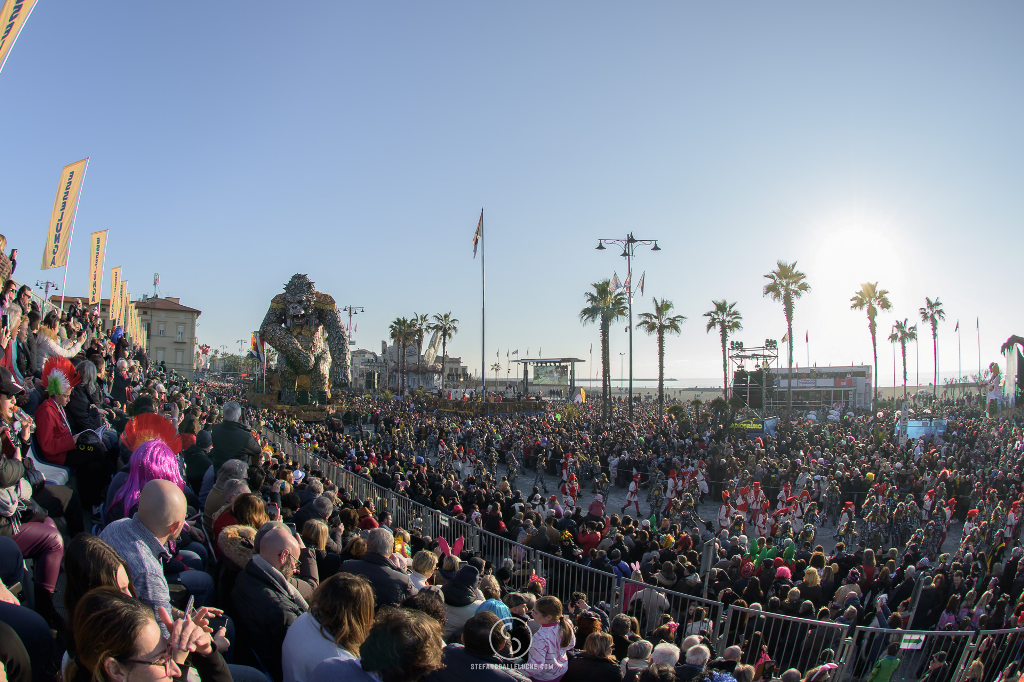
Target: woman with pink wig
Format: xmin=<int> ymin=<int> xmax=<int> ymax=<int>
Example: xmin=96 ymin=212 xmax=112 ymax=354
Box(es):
xmin=106 ymin=439 xmax=187 ymax=523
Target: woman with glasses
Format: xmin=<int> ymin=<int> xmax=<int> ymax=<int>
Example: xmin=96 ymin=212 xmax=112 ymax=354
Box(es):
xmin=65 ymin=587 xmax=229 ymax=682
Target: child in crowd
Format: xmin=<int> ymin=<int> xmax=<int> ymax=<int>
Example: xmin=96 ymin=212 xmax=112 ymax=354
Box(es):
xmin=525 ymin=596 xmax=576 ymax=682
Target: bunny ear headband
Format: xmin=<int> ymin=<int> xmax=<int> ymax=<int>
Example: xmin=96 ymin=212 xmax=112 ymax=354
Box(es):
xmin=437 ymin=537 xmax=466 ymax=557
xmin=809 ymin=664 xmax=838 ymax=682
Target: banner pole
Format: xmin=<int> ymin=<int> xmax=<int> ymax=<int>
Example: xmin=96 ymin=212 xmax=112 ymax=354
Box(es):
xmin=58 ymin=157 xmax=89 ymax=311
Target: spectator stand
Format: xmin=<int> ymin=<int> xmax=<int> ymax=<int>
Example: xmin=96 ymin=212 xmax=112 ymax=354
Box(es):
xmin=262 ymin=426 xmax=1022 ymax=682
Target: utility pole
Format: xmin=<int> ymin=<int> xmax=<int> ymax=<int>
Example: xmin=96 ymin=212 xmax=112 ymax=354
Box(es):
xmin=595 ymin=233 xmax=661 ymax=422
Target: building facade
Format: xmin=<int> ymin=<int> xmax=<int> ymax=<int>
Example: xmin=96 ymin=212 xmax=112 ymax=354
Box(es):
xmin=768 ymin=365 xmax=873 ymax=411
xmin=134 ymin=297 xmax=202 ymax=379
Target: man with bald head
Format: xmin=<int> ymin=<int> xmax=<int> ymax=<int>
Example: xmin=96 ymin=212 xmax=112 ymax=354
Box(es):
xmin=232 ymin=523 xmax=315 ymax=682
xmin=101 ymin=479 xmax=215 ymax=621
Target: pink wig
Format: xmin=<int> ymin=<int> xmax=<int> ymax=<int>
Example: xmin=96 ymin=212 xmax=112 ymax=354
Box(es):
xmin=110 ymin=439 xmax=185 ymax=517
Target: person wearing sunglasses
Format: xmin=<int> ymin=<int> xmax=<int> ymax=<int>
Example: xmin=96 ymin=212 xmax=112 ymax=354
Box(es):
xmin=64 ymin=587 xmax=229 ymax=682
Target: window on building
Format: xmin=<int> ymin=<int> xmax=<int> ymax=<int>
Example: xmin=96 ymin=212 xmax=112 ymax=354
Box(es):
xmin=158 ymin=323 xmax=165 ymax=336
xmin=156 ymin=349 xmax=165 ymax=363
xmin=177 ymin=325 xmax=184 ymax=342
xmin=176 ymin=350 xmax=184 ymax=365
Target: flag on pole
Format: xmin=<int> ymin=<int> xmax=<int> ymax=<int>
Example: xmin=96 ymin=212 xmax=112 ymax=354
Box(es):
xmin=472 ymin=209 xmax=482 ymax=258
xmin=805 ymin=330 xmax=809 ymax=343
xmin=0 ymin=0 xmax=40 ymax=76
xmin=87 ymin=230 xmax=107 ymax=305
xmin=954 ymin=320 xmax=959 ymax=332
xmin=637 ymin=272 xmax=645 ymax=296
xmin=512 ymin=349 xmax=518 ymax=356
xmin=977 ymin=317 xmax=979 ymax=329
xmin=623 ymin=272 xmax=631 ymax=290
xmin=109 ymin=267 xmax=121 ymax=321
xmin=611 ymin=272 xmax=621 ymax=291
xmin=40 ymin=158 xmax=89 ymax=269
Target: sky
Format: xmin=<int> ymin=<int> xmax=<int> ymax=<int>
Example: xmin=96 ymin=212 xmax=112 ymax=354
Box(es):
xmin=1 ymin=3 xmax=1022 ymax=388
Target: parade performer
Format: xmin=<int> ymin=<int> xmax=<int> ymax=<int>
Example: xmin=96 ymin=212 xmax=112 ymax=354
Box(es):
xmin=694 ymin=461 xmax=709 ymax=502
xmin=838 ymin=501 xmax=856 ymax=529
xmin=754 ymin=503 xmax=771 ymax=539
xmin=534 ymin=450 xmax=548 ymax=493
xmin=751 ymin=482 xmax=767 ymax=517
xmin=665 ymin=469 xmax=679 ymax=512
xmin=562 ymin=473 xmax=580 ymax=507
xmin=718 ymin=491 xmax=733 ymax=531
xmin=729 ymin=513 xmax=745 ymax=537
xmin=736 ymin=484 xmax=750 ymax=521
xmin=923 ymin=489 xmax=937 ymax=521
xmin=623 ymin=470 xmax=641 ymax=516
xmin=1007 ymin=500 xmax=1021 ymax=541
xmin=963 ymin=509 xmax=979 ymax=544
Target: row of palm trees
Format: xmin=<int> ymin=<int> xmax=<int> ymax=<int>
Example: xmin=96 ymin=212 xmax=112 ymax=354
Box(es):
xmin=388 ymin=312 xmax=459 ymax=395
xmin=580 ymin=259 xmax=950 ymax=420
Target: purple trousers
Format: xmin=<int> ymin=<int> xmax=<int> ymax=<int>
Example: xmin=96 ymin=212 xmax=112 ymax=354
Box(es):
xmin=13 ymin=518 xmax=63 ymax=592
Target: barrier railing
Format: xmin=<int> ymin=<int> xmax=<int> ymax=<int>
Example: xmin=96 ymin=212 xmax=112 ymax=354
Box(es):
xmin=257 ymin=422 xmax=1022 ymax=678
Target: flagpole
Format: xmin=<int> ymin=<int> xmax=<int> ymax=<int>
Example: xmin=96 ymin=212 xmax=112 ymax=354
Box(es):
xmin=957 ymin=323 xmax=962 ymax=400
xmin=977 ymin=318 xmax=981 ymax=379
xmin=59 ymin=157 xmax=90 ymax=311
xmin=480 ymin=209 xmax=486 ymax=399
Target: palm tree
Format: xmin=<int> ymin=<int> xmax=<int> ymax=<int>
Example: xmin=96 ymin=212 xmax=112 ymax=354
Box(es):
xmin=490 ymin=361 xmax=502 ymax=388
xmin=888 ymin=319 xmax=917 ymax=400
xmin=919 ymin=297 xmax=945 ymax=398
xmin=427 ymin=312 xmax=459 ymax=388
xmin=762 ymin=261 xmax=811 ymax=413
xmin=411 ymin=312 xmax=430 ymax=389
xmin=389 ymin=317 xmax=414 ymax=396
xmin=579 ymin=279 xmax=628 ymax=421
xmin=703 ymin=300 xmax=743 ymax=402
xmin=850 ymin=282 xmax=892 ymax=407
xmin=636 ymin=298 xmax=686 ymax=417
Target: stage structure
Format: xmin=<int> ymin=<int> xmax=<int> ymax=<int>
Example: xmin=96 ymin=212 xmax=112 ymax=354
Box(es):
xmin=728 ymin=339 xmax=779 ymax=412
xmin=512 ymin=358 xmax=585 ymax=396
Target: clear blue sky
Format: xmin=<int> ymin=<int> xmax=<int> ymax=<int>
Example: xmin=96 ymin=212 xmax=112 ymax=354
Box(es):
xmin=2 ymin=3 xmax=1021 ymax=386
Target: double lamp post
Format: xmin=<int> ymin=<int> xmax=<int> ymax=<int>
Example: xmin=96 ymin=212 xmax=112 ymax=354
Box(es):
xmin=595 ymin=233 xmax=660 ymax=422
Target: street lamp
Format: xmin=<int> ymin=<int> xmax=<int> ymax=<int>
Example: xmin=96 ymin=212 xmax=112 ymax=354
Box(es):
xmin=595 ymin=232 xmax=661 ymax=422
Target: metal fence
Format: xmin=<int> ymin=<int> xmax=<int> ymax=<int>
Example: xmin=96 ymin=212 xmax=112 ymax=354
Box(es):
xmin=258 ymin=424 xmax=1024 ymax=680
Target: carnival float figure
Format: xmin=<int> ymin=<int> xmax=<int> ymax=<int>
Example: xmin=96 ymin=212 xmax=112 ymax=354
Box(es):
xmin=260 ymin=274 xmax=350 ymax=405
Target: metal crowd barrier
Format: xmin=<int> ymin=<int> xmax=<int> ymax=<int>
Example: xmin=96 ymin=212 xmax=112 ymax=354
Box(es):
xmin=257 ymin=423 xmax=1023 ymax=679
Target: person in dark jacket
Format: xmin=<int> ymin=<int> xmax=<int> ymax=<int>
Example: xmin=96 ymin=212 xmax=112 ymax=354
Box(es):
xmin=182 ymin=430 xmax=214 ymax=493
xmin=341 ymin=527 xmax=414 ymax=610
xmin=425 ymin=611 xmax=531 ymax=682
xmin=564 ymin=632 xmax=623 ymax=682
xmin=211 ymin=401 xmax=261 ymax=472
xmin=231 ymin=525 xmax=314 ymax=682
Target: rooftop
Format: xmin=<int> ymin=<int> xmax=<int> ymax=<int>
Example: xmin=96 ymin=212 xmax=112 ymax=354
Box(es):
xmin=134 ymin=297 xmax=202 ymax=315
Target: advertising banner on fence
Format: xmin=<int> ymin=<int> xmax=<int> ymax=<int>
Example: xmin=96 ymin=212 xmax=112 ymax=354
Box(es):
xmin=0 ymin=0 xmax=39 ymax=75
xmin=87 ymin=230 xmax=107 ymax=305
xmin=40 ymin=158 xmax=89 ymax=270
xmin=109 ymin=267 xmax=121 ymax=321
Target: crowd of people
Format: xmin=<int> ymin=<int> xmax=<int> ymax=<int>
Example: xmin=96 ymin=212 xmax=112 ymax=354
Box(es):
xmin=0 ymin=261 xmax=1023 ymax=682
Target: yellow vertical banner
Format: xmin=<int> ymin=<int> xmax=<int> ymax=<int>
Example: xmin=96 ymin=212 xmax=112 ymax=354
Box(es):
xmin=0 ymin=0 xmax=40 ymax=76
xmin=88 ymin=230 xmax=107 ymax=305
xmin=40 ymin=158 xmax=89 ymax=270
xmin=108 ymin=267 xmax=121 ymax=321
xmin=118 ymin=281 xmax=127 ymax=328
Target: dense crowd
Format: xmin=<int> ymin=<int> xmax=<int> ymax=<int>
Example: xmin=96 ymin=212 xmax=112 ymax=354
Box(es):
xmin=0 ymin=258 xmax=1023 ymax=682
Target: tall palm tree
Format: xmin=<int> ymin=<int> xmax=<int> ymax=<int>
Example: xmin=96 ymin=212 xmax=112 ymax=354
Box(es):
xmin=427 ymin=312 xmax=459 ymax=388
xmin=919 ymin=297 xmax=945 ymax=398
xmin=636 ymin=298 xmax=686 ymax=417
xmin=490 ymin=362 xmax=502 ymax=388
xmin=703 ymin=300 xmax=743 ymax=402
xmin=888 ymin=319 xmax=917 ymax=400
xmin=579 ymin=279 xmax=628 ymax=421
xmin=389 ymin=317 xmax=414 ymax=396
xmin=850 ymin=282 xmax=892 ymax=407
xmin=411 ymin=312 xmax=430 ymax=389
xmin=763 ymin=261 xmax=811 ymax=413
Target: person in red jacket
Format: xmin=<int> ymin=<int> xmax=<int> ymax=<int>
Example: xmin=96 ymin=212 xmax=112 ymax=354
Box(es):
xmin=34 ymin=356 xmax=109 ymax=508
